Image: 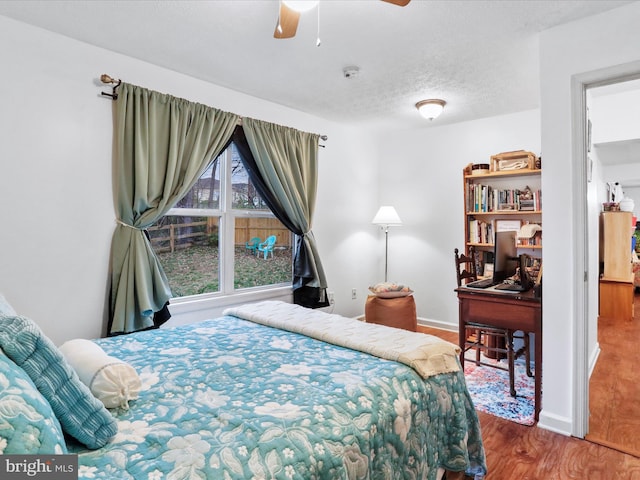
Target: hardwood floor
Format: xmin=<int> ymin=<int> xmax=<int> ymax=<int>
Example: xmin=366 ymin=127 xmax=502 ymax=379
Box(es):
xmin=586 ymin=291 xmax=640 ymax=457
xmin=417 ymin=325 xmax=640 ymax=479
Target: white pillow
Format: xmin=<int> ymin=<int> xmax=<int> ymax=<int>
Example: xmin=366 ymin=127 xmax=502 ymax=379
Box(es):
xmin=59 ymin=339 xmax=141 ymax=409
xmin=368 ymin=282 xmax=413 ymax=298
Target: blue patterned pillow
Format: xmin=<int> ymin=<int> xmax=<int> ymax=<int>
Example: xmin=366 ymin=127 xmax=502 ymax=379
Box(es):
xmin=0 ymin=315 xmax=117 ymax=449
xmin=0 ymin=293 xmax=17 ymax=316
xmin=0 ymin=350 xmax=68 ymax=454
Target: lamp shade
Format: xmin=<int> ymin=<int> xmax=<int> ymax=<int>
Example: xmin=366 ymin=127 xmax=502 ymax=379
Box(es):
xmin=416 ymin=99 xmax=446 ymax=120
xmin=372 ymin=206 xmax=402 ymax=226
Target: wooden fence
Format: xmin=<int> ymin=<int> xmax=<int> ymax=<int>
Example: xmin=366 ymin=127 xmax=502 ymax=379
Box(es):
xmin=148 ymin=217 xmax=291 ymax=253
xmin=235 ymin=217 xmax=291 ymax=249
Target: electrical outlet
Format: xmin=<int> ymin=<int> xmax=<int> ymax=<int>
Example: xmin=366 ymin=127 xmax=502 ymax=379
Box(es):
xmin=351 ymin=288 xmax=357 ymax=300
xmin=328 ymin=291 xmax=335 ymax=305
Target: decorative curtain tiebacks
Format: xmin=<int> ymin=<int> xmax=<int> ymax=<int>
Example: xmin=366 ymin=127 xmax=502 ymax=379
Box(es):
xmin=116 ymin=219 xmax=142 ymax=230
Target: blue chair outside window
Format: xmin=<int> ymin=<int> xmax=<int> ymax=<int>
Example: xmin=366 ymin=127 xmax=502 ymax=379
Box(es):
xmin=257 ymin=235 xmax=277 ymax=259
xmin=245 ymin=237 xmax=261 ymax=255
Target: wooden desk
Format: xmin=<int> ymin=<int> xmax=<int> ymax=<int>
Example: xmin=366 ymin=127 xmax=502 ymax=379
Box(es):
xmin=455 ymin=286 xmax=542 ymax=421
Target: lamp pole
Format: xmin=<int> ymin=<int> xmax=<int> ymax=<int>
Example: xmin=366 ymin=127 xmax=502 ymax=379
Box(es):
xmin=383 ymin=224 xmax=390 ymax=282
xmin=371 ymin=206 xmax=402 ymax=283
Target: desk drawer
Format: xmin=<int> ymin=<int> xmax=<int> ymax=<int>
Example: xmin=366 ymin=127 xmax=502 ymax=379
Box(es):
xmin=461 ymin=297 xmax=538 ymax=331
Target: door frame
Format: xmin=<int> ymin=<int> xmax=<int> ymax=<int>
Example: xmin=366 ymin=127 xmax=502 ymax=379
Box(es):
xmin=572 ymin=61 xmax=640 ymax=438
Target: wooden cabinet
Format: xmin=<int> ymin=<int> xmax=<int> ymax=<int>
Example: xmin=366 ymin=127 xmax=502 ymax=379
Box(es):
xmin=600 ymin=212 xmax=633 ymax=281
xmin=462 ymin=162 xmax=542 ymax=274
xmin=599 ymin=277 xmax=634 ymax=322
xmin=599 ymin=211 xmax=634 ymax=321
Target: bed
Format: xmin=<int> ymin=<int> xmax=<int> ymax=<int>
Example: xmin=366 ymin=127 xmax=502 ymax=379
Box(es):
xmin=0 ymin=298 xmax=486 ymax=480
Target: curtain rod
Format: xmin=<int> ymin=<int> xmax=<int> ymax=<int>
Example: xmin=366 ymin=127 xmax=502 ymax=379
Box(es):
xmin=99 ymin=74 xmax=327 ymax=143
xmin=100 ymin=74 xmax=121 ymax=99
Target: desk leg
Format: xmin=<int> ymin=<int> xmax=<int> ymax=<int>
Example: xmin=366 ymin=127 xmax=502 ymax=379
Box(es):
xmin=458 ymin=302 xmax=466 ymax=370
xmin=507 ymin=331 xmax=515 ymax=397
xmin=535 ymin=330 xmax=542 ymax=421
xmin=525 ymin=333 xmax=533 ymax=377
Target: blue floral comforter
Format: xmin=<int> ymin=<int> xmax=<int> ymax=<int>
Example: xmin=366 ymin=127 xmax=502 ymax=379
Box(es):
xmin=70 ymin=315 xmax=486 ymax=479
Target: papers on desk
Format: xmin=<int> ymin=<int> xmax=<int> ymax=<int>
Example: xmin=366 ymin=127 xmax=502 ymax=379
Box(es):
xmin=485 ymin=284 xmax=523 ymax=293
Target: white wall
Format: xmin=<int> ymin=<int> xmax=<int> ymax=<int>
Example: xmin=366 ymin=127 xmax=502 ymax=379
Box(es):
xmin=374 ymin=111 xmax=540 ymax=329
xmin=540 ymin=1 xmax=640 ymax=435
xmin=601 ymin=161 xmax=640 ymax=206
xmin=0 ymin=15 xmax=377 ymax=345
xmin=585 ymin=139 xmax=605 ymax=378
xmin=590 ymin=89 xmax=640 ymax=145
xmin=590 ymin=87 xmax=640 ymax=207
xmin=622 ymin=186 xmax=640 ymax=215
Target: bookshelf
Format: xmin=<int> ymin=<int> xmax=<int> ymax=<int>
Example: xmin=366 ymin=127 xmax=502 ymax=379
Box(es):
xmin=463 ymin=161 xmax=542 ymax=275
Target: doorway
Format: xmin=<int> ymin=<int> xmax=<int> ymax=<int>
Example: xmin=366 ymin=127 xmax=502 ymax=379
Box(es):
xmin=583 ymin=77 xmax=640 ymax=456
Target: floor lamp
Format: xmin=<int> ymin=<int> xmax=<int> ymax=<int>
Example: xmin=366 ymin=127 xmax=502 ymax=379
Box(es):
xmin=372 ymin=206 xmax=403 ymax=282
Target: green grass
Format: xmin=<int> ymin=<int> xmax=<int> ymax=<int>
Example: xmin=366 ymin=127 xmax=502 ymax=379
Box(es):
xmin=157 ymin=245 xmax=292 ymax=297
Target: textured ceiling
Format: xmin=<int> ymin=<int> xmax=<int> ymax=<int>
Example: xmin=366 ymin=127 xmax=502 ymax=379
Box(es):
xmin=0 ymin=0 xmax=635 ymax=130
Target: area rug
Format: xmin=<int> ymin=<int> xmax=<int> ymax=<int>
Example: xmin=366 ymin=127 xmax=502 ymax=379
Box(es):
xmin=463 ymin=353 xmax=536 ymax=426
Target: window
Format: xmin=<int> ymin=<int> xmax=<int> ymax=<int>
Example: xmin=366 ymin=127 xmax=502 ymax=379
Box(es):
xmin=148 ymin=144 xmax=292 ymax=298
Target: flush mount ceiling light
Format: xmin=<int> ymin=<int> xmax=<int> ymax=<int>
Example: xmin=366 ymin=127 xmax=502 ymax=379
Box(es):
xmin=415 ymin=99 xmax=446 ymax=121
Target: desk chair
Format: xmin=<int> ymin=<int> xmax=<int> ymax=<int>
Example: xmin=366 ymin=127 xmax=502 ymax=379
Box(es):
xmin=454 ymin=247 xmax=532 ymax=396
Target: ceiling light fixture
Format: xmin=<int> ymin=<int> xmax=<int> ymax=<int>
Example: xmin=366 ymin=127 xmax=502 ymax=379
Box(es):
xmin=415 ymin=99 xmax=446 ymax=121
xmin=282 ymin=0 xmax=319 ymax=12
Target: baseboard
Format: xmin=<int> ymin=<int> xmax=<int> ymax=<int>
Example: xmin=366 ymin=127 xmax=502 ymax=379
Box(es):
xmin=417 ymin=317 xmax=458 ymax=332
xmin=537 ymin=410 xmax=573 ymax=436
xmin=354 ymin=315 xmax=457 ymax=332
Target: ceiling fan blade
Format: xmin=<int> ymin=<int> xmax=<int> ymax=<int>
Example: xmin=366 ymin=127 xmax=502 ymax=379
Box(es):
xmin=274 ymin=3 xmax=300 ymax=39
xmin=381 ymin=0 xmax=411 ymax=6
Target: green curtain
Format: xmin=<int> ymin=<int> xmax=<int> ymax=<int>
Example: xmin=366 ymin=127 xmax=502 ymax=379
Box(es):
xmin=109 ymin=83 xmax=239 ymax=335
xmin=241 ymin=118 xmax=328 ymax=302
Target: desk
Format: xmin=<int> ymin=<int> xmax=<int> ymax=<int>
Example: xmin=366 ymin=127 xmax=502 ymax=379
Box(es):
xmin=455 ymin=286 xmax=542 ymax=421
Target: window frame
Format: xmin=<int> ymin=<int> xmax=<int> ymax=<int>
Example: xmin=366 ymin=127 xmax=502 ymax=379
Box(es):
xmin=161 ymin=146 xmax=293 ymax=309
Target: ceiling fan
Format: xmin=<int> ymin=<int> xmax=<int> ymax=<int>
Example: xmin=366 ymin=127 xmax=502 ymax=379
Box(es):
xmin=274 ymin=0 xmax=411 ymax=39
